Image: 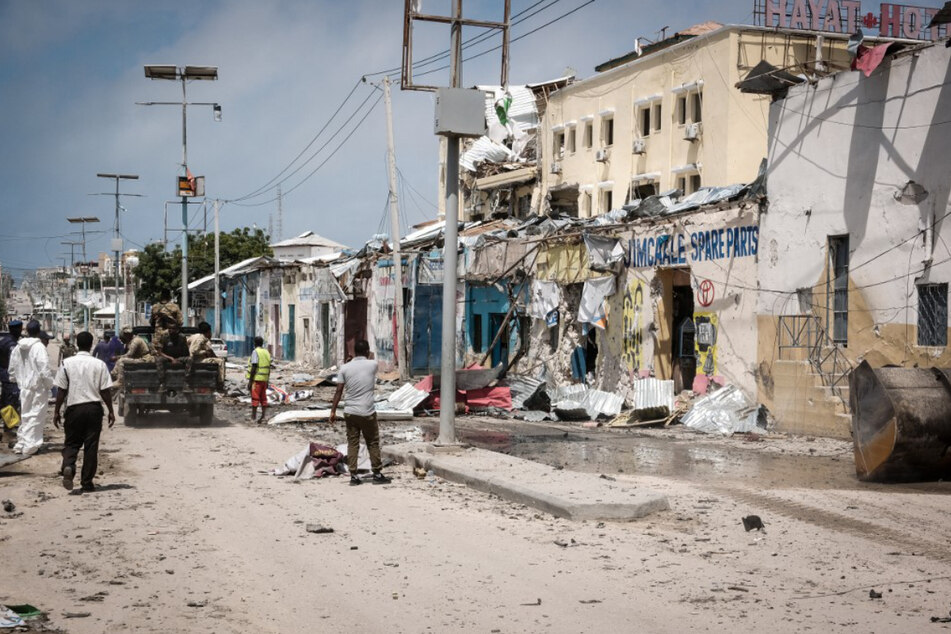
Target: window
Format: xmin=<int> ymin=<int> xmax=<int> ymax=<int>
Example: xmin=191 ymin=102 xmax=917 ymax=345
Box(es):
xmin=472 ymin=313 xmax=484 ymax=353
xmin=918 ymin=283 xmax=948 ymax=346
xmin=553 ymin=130 xmax=565 ymax=158
xmin=583 ymin=121 xmax=593 ymax=148
xmin=652 ymin=103 xmax=662 ymax=132
xmin=630 ymin=180 xmax=658 ymax=200
xmin=566 ymin=126 xmax=576 ymax=153
xmin=690 ymin=174 xmax=702 ymax=192
xmin=828 ymin=235 xmax=849 ymax=345
xmin=676 ymin=91 xmax=702 ymax=125
xmin=601 ymin=116 xmax=614 ymax=147
xmin=638 ymin=107 xmax=651 ymax=137
xmin=600 ymin=188 xmax=613 ymax=214
xmin=676 ymin=173 xmax=701 ymax=195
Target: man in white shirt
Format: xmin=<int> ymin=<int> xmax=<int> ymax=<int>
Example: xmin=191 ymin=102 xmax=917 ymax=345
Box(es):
xmin=330 ymin=339 xmax=391 ymax=486
xmin=52 ymin=331 xmax=115 ymax=492
xmin=8 ymin=320 xmax=54 ymax=455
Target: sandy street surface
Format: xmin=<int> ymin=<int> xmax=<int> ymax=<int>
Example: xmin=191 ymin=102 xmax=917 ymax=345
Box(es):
xmin=2 ymin=399 xmax=951 ymax=632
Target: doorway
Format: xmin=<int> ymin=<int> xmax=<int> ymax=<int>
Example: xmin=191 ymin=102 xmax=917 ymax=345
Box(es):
xmin=344 ymin=297 xmax=368 ymax=361
xmin=672 ymin=283 xmax=696 ymax=392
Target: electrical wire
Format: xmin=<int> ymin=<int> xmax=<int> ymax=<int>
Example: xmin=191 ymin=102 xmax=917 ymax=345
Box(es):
xmin=364 ymin=0 xmax=561 ymax=78
xmin=413 ymin=0 xmax=596 ymax=80
xmin=228 ymin=77 xmax=366 ymax=202
xmin=231 ymin=92 xmax=384 ymax=207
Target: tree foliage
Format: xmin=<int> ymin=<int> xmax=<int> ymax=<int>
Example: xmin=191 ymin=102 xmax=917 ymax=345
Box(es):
xmin=134 ymin=228 xmax=272 ymax=304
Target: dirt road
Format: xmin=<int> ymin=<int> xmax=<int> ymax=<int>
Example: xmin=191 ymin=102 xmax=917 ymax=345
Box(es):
xmin=2 ymin=403 xmax=950 ymax=632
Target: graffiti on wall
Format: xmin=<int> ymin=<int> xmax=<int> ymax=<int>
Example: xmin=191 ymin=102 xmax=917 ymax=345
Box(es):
xmin=694 ymin=312 xmax=718 ymax=376
xmin=622 ymin=279 xmax=646 ymax=371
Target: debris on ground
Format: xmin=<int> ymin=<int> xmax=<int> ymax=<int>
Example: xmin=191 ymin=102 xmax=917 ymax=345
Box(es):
xmin=869 ymin=589 xmax=883 ymax=599
xmin=1 ymin=499 xmax=14 ymax=513
xmin=268 ymin=443 xmax=346 ymax=479
xmin=742 ymin=515 xmax=766 ymax=532
xmin=305 ymin=524 xmax=334 ymax=534
xmin=681 ymin=385 xmax=765 ymax=436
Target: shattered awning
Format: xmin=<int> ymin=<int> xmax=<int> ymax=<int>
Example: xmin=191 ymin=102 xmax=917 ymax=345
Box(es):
xmin=736 ymin=59 xmax=804 ymax=94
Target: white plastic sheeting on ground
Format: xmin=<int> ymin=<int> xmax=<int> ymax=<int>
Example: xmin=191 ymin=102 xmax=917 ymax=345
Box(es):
xmin=681 ymin=385 xmax=760 ymax=436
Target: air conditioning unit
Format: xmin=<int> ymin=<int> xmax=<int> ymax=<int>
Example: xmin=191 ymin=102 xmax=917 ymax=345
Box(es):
xmin=550 ymin=161 xmax=562 ymax=174
xmin=595 ymin=148 xmax=609 ymax=162
xmin=632 ymin=138 xmax=647 ymax=154
xmin=684 ymin=122 xmax=702 ymax=141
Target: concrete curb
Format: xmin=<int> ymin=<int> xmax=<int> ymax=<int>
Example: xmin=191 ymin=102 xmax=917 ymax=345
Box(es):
xmin=384 ymin=443 xmax=669 ymax=522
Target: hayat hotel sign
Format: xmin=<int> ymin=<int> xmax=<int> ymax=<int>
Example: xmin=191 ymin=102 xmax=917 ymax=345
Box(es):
xmin=754 ymin=1 xmax=947 ymax=40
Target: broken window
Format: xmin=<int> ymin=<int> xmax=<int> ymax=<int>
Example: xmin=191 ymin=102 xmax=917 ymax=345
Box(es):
xmin=690 ymin=173 xmax=701 ymax=192
xmin=677 ymin=95 xmax=687 ymax=125
xmin=630 ymin=180 xmax=658 ymax=201
xmin=583 ymin=121 xmax=593 ymax=148
xmin=566 ymin=126 xmax=576 ymax=153
xmin=692 ymin=92 xmax=702 ymax=123
xmin=917 ymin=283 xmax=948 ymax=347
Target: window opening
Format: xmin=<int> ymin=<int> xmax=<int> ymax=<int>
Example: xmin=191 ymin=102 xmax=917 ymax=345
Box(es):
xmin=918 ymin=283 xmax=948 ymax=347
xmin=828 ymin=235 xmax=849 ymax=345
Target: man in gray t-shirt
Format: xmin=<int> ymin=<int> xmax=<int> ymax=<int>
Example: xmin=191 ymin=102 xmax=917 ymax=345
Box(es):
xmin=330 ymin=340 xmax=391 ymax=486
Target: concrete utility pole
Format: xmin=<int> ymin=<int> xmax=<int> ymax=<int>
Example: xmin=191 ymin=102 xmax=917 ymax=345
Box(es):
xmin=96 ymin=173 xmax=139 ymax=331
xmin=402 ymin=0 xmax=511 ymax=445
xmin=439 ymin=1 xmax=464 ymax=445
xmin=382 ymin=76 xmax=409 ymax=381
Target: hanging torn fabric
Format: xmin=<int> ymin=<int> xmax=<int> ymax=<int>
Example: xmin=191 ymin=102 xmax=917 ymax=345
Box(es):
xmin=583 ymin=234 xmax=625 ymax=272
xmin=529 ymin=280 xmax=561 ymax=319
xmin=578 ymin=276 xmax=616 ymax=329
xmin=851 ymin=42 xmax=893 ymax=77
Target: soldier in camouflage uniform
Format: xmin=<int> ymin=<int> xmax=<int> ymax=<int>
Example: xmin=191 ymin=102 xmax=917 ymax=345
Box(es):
xmin=111 ymin=326 xmax=152 ymax=391
xmin=187 ymin=321 xmax=225 ymax=391
xmin=150 ymin=291 xmax=184 ymax=355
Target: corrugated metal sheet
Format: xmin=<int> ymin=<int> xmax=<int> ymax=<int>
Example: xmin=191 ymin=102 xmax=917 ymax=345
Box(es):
xmin=633 ymin=378 xmax=675 ymax=413
xmin=507 ymin=376 xmax=547 ymax=410
xmin=584 ymin=389 xmax=624 ymax=418
xmin=386 ymin=383 xmax=430 ymax=411
xmin=461 ymin=137 xmax=519 ymax=172
xmin=681 ymin=385 xmax=759 ymax=436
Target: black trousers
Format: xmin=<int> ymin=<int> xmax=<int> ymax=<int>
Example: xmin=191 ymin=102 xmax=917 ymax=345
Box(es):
xmin=62 ymin=402 xmax=104 ymax=488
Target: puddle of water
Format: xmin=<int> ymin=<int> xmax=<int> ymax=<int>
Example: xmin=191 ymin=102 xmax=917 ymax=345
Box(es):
xmin=417 ymin=419 xmax=950 ymax=492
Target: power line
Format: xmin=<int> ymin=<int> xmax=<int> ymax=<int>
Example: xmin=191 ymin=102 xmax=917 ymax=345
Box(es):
xmin=228 ymin=77 xmax=366 ymax=202
xmin=232 ymin=92 xmax=384 ymax=207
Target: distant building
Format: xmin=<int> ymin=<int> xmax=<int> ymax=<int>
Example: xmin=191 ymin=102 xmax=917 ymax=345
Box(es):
xmin=270 ymin=231 xmax=347 ymax=262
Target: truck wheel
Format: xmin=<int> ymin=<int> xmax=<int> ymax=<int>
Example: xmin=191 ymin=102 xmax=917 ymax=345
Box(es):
xmin=198 ymin=403 xmax=214 ymax=425
xmin=124 ymin=402 xmax=138 ymax=425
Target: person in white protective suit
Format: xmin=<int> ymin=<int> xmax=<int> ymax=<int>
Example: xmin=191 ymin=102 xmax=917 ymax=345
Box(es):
xmin=9 ymin=320 xmax=54 ymax=455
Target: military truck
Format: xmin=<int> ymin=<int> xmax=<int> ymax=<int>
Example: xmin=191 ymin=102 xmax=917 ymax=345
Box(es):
xmin=119 ymin=326 xmax=217 ymax=425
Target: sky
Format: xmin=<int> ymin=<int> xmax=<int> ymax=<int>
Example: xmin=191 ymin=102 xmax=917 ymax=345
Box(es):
xmin=0 ymin=0 xmax=843 ymax=278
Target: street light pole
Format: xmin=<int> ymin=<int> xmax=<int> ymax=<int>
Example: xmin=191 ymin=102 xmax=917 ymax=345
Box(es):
xmin=96 ymin=173 xmax=138 ymax=331
xmin=61 ymin=240 xmax=82 ymax=335
xmin=67 ymin=216 xmax=99 ymax=332
xmin=140 ymin=64 xmax=220 ymax=326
